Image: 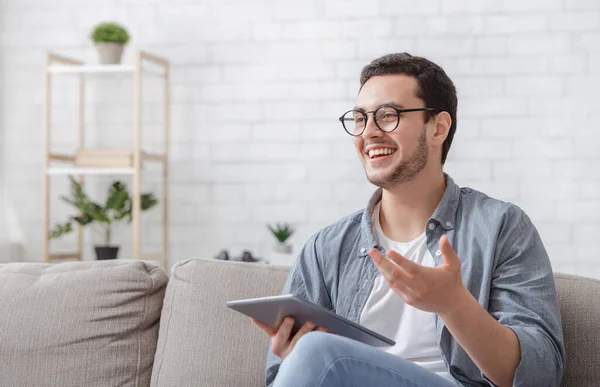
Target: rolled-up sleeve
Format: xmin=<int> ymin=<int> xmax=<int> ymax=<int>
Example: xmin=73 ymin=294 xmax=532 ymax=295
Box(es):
xmin=265 ymin=231 xmax=332 ymax=387
xmin=486 ymin=209 xmax=566 ymax=387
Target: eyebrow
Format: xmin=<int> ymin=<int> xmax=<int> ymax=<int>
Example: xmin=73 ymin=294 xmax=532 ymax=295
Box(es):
xmin=353 ymin=102 xmax=406 ymax=111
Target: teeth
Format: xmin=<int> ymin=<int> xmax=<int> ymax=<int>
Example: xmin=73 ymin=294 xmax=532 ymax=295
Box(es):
xmin=368 ymin=148 xmax=396 ymax=158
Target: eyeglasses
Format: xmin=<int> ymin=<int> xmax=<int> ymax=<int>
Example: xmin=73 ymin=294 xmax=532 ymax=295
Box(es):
xmin=339 ymin=105 xmax=437 ymax=136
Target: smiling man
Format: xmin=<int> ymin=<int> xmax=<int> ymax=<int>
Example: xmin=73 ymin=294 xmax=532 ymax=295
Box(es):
xmin=253 ymin=53 xmax=565 ymax=387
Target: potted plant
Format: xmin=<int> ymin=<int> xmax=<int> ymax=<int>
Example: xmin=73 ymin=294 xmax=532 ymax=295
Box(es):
xmin=267 ymin=223 xmax=294 ymax=254
xmin=90 ymin=21 xmax=130 ymax=64
xmin=49 ymin=176 xmax=158 ymax=260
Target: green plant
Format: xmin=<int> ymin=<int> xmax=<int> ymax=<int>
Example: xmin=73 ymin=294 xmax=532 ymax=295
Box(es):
xmin=90 ymin=22 xmax=130 ymax=44
xmin=267 ymin=223 xmax=294 ymax=244
xmin=49 ymin=176 xmax=157 ymax=246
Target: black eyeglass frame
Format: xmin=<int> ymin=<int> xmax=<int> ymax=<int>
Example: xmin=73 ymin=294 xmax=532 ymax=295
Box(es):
xmin=338 ymin=106 xmax=438 ymax=136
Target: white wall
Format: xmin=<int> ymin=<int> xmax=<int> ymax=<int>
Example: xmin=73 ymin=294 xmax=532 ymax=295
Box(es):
xmin=1 ymin=0 xmax=599 ymax=278
xmin=0 ymin=13 xmax=6 ymax=242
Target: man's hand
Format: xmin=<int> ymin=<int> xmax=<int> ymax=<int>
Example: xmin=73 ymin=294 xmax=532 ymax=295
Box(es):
xmin=251 ymin=317 xmax=327 ymax=361
xmin=368 ymin=234 xmax=469 ymax=317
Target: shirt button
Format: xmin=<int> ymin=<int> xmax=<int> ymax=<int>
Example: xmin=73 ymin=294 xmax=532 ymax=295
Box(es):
xmin=428 ymin=222 xmax=435 ymax=230
xmin=435 ymin=250 xmax=442 ymax=256
xmin=360 ymin=247 xmax=366 ymax=253
xmin=445 ymin=221 xmax=453 ymax=227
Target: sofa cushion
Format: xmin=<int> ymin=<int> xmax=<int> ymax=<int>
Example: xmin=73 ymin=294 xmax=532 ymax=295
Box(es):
xmin=555 ymin=273 xmax=600 ymax=387
xmin=151 ymin=258 xmax=289 ymax=387
xmin=0 ymin=260 xmax=168 ymax=387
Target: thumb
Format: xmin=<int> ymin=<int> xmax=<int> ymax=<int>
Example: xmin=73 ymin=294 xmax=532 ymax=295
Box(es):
xmin=439 ymin=235 xmax=460 ymax=268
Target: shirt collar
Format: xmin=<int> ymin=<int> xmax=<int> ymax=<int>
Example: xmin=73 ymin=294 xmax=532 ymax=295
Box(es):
xmin=359 ymin=173 xmax=460 ymax=257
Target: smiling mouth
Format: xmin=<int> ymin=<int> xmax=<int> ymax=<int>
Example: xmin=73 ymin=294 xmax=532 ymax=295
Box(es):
xmin=367 ymin=148 xmax=397 ymax=159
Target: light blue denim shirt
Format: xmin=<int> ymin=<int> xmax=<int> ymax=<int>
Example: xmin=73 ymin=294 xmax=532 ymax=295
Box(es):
xmin=265 ymin=174 xmax=565 ymax=387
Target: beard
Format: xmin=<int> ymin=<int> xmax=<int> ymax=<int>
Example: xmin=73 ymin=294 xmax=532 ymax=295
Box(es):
xmin=365 ymin=126 xmax=428 ymax=189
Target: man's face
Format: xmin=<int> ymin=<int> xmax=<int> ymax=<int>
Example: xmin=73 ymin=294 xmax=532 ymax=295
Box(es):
xmin=353 ymin=74 xmax=430 ymax=189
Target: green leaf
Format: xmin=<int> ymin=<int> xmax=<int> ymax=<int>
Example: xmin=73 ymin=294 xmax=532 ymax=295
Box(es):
xmin=90 ymin=208 xmax=110 ymax=223
xmin=267 ymin=223 xmax=294 ymax=243
xmin=90 ymin=22 xmax=130 ymax=44
xmin=72 ymin=214 xmax=93 ymax=226
xmin=50 ymin=178 xmax=158 ymax=238
xmin=141 ymin=193 xmax=158 ymax=211
xmin=49 ymin=222 xmax=73 ymax=239
xmin=106 ymin=182 xmax=129 ymax=211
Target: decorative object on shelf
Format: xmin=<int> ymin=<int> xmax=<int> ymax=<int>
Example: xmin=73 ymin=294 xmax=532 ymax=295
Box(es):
xmin=240 ymin=250 xmax=259 ymax=262
xmin=267 ymin=223 xmax=294 ymax=254
xmin=213 ymin=249 xmax=260 ymax=263
xmin=49 ymin=176 xmax=158 ymax=260
xmin=214 ymin=249 xmax=230 ymax=261
xmin=90 ymin=21 xmax=130 ymax=64
xmin=75 ymin=148 xmax=134 ymax=168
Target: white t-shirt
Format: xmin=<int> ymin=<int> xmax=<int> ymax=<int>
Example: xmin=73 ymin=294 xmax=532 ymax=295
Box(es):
xmin=359 ymin=203 xmax=457 ymax=384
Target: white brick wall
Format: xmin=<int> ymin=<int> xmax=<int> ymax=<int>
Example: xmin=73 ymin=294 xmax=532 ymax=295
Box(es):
xmin=1 ymin=0 xmax=600 ymax=278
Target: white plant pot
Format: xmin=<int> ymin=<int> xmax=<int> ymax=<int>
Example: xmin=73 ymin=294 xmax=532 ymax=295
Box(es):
xmin=96 ymin=42 xmax=125 ymax=64
xmin=274 ymin=243 xmax=292 ymax=254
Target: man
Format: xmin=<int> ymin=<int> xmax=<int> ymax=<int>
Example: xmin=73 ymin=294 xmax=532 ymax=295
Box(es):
xmin=252 ymin=52 xmax=565 ymax=387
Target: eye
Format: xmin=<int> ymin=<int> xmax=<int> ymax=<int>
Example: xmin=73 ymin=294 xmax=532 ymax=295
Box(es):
xmin=377 ymin=109 xmax=398 ymax=122
xmin=350 ymin=112 xmax=365 ymax=123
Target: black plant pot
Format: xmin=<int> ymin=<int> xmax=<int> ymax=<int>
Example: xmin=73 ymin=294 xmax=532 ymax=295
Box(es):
xmin=94 ymin=246 xmax=120 ymax=260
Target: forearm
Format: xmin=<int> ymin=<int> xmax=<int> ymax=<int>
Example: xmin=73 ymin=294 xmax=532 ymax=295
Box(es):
xmin=439 ymin=288 xmax=520 ymax=387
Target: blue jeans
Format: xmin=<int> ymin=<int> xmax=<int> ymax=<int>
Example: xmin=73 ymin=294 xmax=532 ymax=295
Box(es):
xmin=273 ymin=331 xmax=458 ymax=387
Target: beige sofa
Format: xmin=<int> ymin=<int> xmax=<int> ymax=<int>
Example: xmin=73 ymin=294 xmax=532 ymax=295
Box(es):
xmin=0 ymin=258 xmax=598 ymax=387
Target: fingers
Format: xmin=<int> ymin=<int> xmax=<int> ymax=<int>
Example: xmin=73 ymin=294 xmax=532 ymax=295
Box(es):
xmin=289 ymin=320 xmax=316 ymax=348
xmin=439 ymin=235 xmax=460 ymax=268
xmin=369 ymin=248 xmax=413 ymax=284
xmin=250 ymin=318 xmax=277 ymax=336
xmin=386 ymin=250 xmax=421 ymax=275
xmin=272 ymin=317 xmax=294 ymax=356
xmin=256 ymin=316 xmax=330 ymax=359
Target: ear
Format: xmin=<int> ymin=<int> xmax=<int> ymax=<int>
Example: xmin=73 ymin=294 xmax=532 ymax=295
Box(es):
xmin=430 ymin=111 xmax=452 ymax=147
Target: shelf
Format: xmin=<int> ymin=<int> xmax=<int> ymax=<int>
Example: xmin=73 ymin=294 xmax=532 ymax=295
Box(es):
xmin=142 ymin=151 xmax=168 ymax=162
xmin=48 ymin=65 xmax=135 ymax=74
xmin=48 ymin=253 xmax=81 ymax=261
xmin=43 ymin=50 xmax=169 ymax=267
xmin=49 ymin=150 xmax=166 ymax=169
xmin=48 ymin=65 xmax=165 ymax=77
xmin=47 ymin=167 xmax=135 ymax=176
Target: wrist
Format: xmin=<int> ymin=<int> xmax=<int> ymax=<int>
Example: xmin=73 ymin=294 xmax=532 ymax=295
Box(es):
xmin=439 ymin=285 xmax=474 ymax=322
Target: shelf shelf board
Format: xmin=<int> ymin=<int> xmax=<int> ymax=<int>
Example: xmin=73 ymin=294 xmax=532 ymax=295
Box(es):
xmin=47 ymin=167 xmax=135 ymax=176
xmin=47 ymin=64 xmax=165 ymax=77
xmin=48 ymin=65 xmax=135 ymax=74
xmin=47 ymin=253 xmax=81 ymax=261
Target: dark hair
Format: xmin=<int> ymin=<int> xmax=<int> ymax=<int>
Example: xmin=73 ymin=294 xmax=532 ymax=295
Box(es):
xmin=359 ymin=52 xmax=457 ymax=165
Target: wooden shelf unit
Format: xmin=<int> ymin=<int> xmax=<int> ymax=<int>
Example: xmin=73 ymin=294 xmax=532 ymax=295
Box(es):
xmin=42 ymin=51 xmax=170 ymax=268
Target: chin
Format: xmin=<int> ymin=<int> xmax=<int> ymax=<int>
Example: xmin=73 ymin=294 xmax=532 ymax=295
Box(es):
xmin=365 ymin=169 xmax=393 ymax=188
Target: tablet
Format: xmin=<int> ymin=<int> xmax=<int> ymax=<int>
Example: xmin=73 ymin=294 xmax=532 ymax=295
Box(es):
xmin=226 ymin=294 xmax=395 ymax=347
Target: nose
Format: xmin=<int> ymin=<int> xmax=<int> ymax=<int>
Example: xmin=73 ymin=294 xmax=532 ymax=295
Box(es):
xmin=361 ymin=112 xmax=383 ymax=139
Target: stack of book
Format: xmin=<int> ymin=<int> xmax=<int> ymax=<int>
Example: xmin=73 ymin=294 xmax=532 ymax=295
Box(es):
xmin=75 ymin=148 xmax=133 ymax=168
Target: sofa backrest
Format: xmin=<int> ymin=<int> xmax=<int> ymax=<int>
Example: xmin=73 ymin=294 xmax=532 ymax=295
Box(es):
xmin=554 ymin=273 xmax=600 ymax=387
xmin=0 ymin=260 xmax=168 ymax=387
xmin=151 ymin=258 xmax=289 ymax=387
xmin=152 ymin=259 xmax=600 ymax=387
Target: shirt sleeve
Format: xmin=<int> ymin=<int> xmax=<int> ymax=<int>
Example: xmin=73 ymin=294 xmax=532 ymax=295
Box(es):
xmin=265 ymin=231 xmax=333 ymax=387
xmin=485 ymin=208 xmax=566 ymax=387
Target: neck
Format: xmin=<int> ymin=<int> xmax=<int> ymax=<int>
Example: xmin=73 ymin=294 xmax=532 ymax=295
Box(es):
xmin=378 ymin=166 xmax=446 ymax=243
